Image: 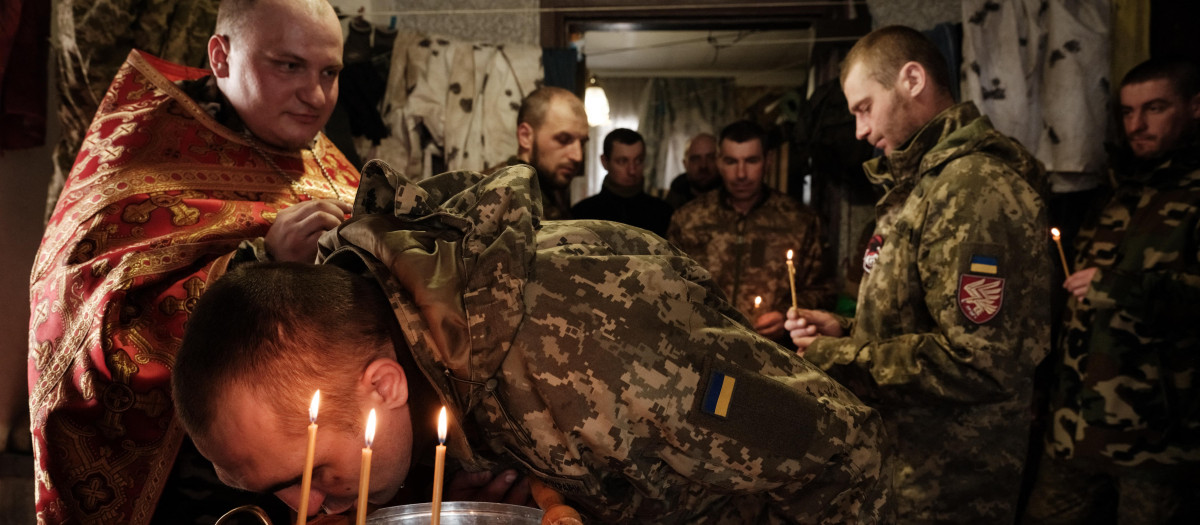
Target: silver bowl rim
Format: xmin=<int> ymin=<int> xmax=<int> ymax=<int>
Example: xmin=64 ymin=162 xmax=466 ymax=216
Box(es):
xmin=366 ymin=501 xmax=543 ymax=522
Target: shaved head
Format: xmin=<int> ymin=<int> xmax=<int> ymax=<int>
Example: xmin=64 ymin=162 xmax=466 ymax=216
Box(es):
xmin=216 ymin=0 xmax=336 ymax=39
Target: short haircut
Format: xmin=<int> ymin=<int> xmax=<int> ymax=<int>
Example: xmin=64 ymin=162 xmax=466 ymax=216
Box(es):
xmin=1121 ymin=58 xmax=1200 ymax=100
xmin=602 ymin=128 xmax=644 ymax=158
xmin=840 ymin=25 xmax=951 ymax=96
xmin=216 ymin=0 xmax=329 ymax=40
xmin=719 ymin=120 xmax=767 ymax=151
xmin=517 ymin=86 xmax=583 ymax=129
xmin=214 ymin=0 xmax=259 ymax=37
xmin=173 ymin=262 xmax=398 ymax=439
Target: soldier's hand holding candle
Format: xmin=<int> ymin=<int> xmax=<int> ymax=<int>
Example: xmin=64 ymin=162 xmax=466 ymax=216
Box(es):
xmin=785 ymin=308 xmax=843 ymax=354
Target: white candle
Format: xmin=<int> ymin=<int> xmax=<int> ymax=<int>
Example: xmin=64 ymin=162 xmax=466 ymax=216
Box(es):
xmin=297 ymin=390 xmax=319 ymax=525
xmin=431 ymin=407 xmax=447 ymax=525
xmin=1051 ymin=228 xmax=1070 ymax=276
xmin=356 ymin=409 xmax=376 ymax=525
xmin=786 ymin=249 xmax=798 ymax=310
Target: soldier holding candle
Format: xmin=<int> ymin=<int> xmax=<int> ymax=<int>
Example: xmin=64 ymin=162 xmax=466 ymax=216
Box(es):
xmin=1024 ymin=58 xmax=1200 ymax=524
xmin=785 ymin=26 xmax=1051 ymax=523
xmin=668 ymin=120 xmax=832 ymax=342
xmin=171 ymin=160 xmax=889 ymax=523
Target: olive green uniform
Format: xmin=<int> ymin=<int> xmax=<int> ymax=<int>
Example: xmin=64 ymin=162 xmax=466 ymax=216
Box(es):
xmin=802 ymin=102 xmax=1052 ymax=523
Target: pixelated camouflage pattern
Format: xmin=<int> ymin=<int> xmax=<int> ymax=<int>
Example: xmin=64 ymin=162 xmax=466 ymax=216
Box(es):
xmin=488 ymin=155 xmax=573 ymax=220
xmin=802 ymin=102 xmax=1052 ymax=523
xmin=318 ymin=160 xmax=890 ymax=523
xmin=668 ymin=187 xmax=832 ymax=319
xmin=1046 ymin=143 xmax=1200 ymax=468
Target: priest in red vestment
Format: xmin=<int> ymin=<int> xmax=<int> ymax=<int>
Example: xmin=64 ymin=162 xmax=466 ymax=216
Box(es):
xmin=27 ymin=1 xmax=360 ymax=523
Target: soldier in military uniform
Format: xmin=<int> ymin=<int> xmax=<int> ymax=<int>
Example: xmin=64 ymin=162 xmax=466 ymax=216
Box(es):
xmin=1023 ymin=59 xmax=1200 ymax=524
xmin=493 ymin=86 xmax=589 ymax=220
xmin=785 ymin=26 xmax=1051 ymax=523
xmin=669 ymin=121 xmax=831 ymax=343
xmin=171 ymin=160 xmax=889 ymax=524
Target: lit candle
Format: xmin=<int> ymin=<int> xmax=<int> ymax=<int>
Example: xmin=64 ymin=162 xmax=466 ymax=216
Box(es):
xmin=785 ymin=250 xmax=798 ymax=310
xmin=753 ymin=296 xmax=762 ymax=310
xmin=1051 ymin=228 xmax=1070 ymax=276
xmin=356 ymin=409 xmax=376 ymax=525
xmin=297 ymin=391 xmax=320 ymax=525
xmin=431 ymin=407 xmax=447 ymax=525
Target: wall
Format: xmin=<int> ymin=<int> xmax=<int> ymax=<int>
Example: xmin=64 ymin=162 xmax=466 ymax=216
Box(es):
xmin=334 ymin=0 xmax=539 ymax=45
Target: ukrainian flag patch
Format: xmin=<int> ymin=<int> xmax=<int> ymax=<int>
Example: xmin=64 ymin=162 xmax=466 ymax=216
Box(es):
xmin=702 ymin=371 xmax=736 ymax=418
xmin=969 ymin=255 xmax=998 ymax=275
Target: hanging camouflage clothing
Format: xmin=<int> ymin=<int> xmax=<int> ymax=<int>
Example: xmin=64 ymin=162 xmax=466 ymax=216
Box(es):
xmin=801 ymin=102 xmax=1052 ymax=523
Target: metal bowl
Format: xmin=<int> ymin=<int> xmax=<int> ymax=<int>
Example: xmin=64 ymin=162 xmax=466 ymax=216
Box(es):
xmin=366 ymin=502 xmax=543 ymax=525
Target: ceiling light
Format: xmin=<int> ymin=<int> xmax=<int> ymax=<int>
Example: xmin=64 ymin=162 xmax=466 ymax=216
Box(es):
xmin=584 ymin=75 xmax=610 ymax=127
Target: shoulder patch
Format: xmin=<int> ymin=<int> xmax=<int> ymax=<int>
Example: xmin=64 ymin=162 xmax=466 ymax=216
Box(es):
xmin=969 ymin=254 xmax=998 ymax=275
xmin=863 ymin=234 xmax=884 ymax=274
xmin=958 ymin=274 xmax=1004 ymax=324
xmin=701 ymin=371 xmax=736 ymax=418
xmin=687 ymin=359 xmax=818 ymax=458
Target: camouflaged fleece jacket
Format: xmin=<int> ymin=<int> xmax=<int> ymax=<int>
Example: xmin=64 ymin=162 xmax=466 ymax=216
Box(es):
xmin=317 ymin=160 xmax=889 ymax=523
xmin=1048 ymin=142 xmax=1200 ymax=469
xmin=802 ymin=102 xmax=1052 ymax=523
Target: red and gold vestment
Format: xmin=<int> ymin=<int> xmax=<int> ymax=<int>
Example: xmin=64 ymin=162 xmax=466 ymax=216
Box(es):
xmin=28 ymin=50 xmax=359 ymax=525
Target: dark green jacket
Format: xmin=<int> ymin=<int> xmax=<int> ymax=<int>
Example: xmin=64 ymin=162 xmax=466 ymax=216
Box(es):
xmin=1048 ymin=142 xmax=1200 ymax=468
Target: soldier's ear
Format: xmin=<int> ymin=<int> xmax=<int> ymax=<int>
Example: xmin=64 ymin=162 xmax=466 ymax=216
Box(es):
xmin=517 ymin=122 xmax=535 ymax=153
xmin=208 ymin=34 xmax=231 ymax=78
xmin=897 ymin=61 xmax=926 ymax=99
xmin=1189 ymin=92 xmax=1200 ymax=120
xmin=363 ymin=357 xmax=409 ymax=409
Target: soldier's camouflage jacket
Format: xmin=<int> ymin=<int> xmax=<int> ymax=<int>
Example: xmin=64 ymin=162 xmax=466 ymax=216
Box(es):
xmin=668 ymin=187 xmax=832 ymax=319
xmin=317 ymin=161 xmax=889 ymax=523
xmin=802 ymin=102 xmax=1052 ymax=523
xmin=1047 ymin=142 xmax=1200 ymax=468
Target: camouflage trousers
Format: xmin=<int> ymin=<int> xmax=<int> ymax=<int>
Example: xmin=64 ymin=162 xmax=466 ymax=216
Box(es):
xmin=1023 ymin=454 xmax=1200 ymax=525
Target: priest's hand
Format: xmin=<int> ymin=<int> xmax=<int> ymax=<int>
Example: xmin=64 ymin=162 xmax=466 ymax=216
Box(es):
xmin=266 ymin=199 xmax=352 ymax=262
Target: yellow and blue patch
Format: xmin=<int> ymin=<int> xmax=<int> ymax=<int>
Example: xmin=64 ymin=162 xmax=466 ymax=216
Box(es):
xmin=702 ymin=371 xmax=736 ymax=418
xmin=969 ymin=255 xmax=998 ymax=275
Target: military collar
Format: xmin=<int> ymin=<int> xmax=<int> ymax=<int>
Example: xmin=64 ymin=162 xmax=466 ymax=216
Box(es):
xmin=718 ymin=184 xmax=771 ymax=215
xmin=601 ymin=174 xmax=644 ymax=198
xmin=1110 ymin=139 xmax=1200 ymax=186
xmin=864 ymin=102 xmax=982 ymax=189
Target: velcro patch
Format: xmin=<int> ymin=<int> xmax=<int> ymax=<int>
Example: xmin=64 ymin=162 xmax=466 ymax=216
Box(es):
xmin=969 ymin=254 xmax=999 ymax=275
xmin=701 ymin=371 xmax=736 ymax=418
xmin=688 ymin=359 xmax=818 ymax=458
xmin=958 ymin=274 xmax=1004 ymax=324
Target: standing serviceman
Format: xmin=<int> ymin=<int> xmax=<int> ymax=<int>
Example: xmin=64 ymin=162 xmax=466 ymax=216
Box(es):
xmin=1024 ymin=58 xmax=1200 ymax=524
xmin=785 ymin=25 xmax=1052 ymax=523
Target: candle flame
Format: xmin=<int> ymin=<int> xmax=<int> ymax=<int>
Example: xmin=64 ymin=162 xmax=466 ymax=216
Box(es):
xmin=1051 ymin=227 xmax=1061 ymax=240
xmin=365 ymin=409 xmax=376 ymax=449
xmin=437 ymin=406 xmax=447 ymax=444
xmin=309 ymin=390 xmax=320 ymax=423
xmin=786 ymin=249 xmax=794 ymax=261
xmin=754 ymin=296 xmax=762 ymax=308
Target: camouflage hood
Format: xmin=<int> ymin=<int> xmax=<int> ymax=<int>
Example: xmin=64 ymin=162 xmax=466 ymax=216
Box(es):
xmin=864 ymin=102 xmax=1046 ymax=193
xmin=317 ymin=160 xmax=542 ymax=458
